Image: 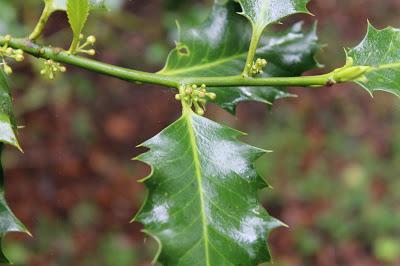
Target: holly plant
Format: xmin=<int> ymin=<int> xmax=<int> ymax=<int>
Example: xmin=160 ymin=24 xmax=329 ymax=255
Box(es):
xmin=0 ymin=0 xmax=400 ymax=265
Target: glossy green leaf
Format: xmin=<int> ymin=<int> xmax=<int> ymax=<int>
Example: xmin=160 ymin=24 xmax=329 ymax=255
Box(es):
xmin=46 ymin=0 xmax=107 ymax=11
xmin=0 ymin=70 xmax=19 ymax=150
xmin=160 ymin=1 xmax=320 ymax=113
xmin=134 ymin=107 xmax=283 ymax=265
xmin=0 ymin=70 xmax=29 ymax=264
xmin=236 ymin=0 xmax=311 ymax=35
xmin=347 ymin=23 xmax=400 ymax=97
xmin=67 ymin=0 xmax=90 ymax=41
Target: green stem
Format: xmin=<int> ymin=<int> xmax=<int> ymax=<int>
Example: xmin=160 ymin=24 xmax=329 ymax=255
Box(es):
xmin=242 ymin=28 xmax=261 ymax=77
xmin=1 ymin=37 xmax=180 ymax=87
xmin=28 ymin=2 xmax=53 ymax=41
xmin=0 ymin=36 xmax=345 ymax=89
xmin=184 ymin=74 xmax=332 ymax=87
xmin=69 ymin=37 xmax=80 ymax=54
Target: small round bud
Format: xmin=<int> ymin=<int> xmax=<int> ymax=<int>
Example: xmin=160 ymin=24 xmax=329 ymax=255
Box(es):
xmin=79 ymin=34 xmax=84 ymax=40
xmin=185 ymin=87 xmax=193 ymax=95
xmin=261 ymin=59 xmax=267 ymax=65
xmin=16 ymin=49 xmax=23 ymax=55
xmin=196 ymin=109 xmax=204 ymax=116
xmin=4 ymin=65 xmax=12 ymax=75
xmin=60 ymin=66 xmax=67 ymax=72
xmin=88 ymin=49 xmax=96 ymax=56
xmin=15 ymin=54 xmax=24 ymax=62
xmin=175 ymin=94 xmax=181 ymax=101
xmin=6 ymin=48 xmax=13 ymax=55
xmin=40 ymin=69 xmax=46 ymax=75
xmin=87 ymin=35 xmax=96 ymax=44
xmin=198 ymin=91 xmax=206 ymax=98
xmin=201 ymin=84 xmax=206 ymax=89
xmin=191 ymin=84 xmax=197 ymax=89
xmin=207 ymin=92 xmax=217 ymax=100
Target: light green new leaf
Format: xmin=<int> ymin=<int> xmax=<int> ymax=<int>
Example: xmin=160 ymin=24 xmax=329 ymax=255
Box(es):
xmin=0 ymin=70 xmax=30 ymax=264
xmin=67 ymin=0 xmax=90 ymax=40
xmin=160 ymin=1 xmax=320 ymax=113
xmin=236 ymin=0 xmax=311 ymax=35
xmin=347 ymin=23 xmax=400 ymax=97
xmin=134 ymin=106 xmax=283 ymax=266
xmin=47 ymin=0 xmax=107 ymax=11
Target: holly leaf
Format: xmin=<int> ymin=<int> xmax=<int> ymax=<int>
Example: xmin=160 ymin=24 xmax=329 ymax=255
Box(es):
xmin=134 ymin=108 xmax=283 ymax=265
xmin=67 ymin=0 xmax=90 ymax=42
xmin=47 ymin=0 xmax=107 ymax=11
xmin=236 ymin=0 xmax=311 ymax=35
xmin=0 ymin=70 xmax=30 ymax=264
xmin=0 ymin=70 xmax=20 ymax=150
xmin=347 ymin=23 xmax=400 ymax=97
xmin=159 ymin=1 xmax=320 ymax=113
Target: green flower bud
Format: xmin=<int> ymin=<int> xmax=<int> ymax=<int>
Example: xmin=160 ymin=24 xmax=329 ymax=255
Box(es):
xmin=87 ymin=35 xmax=96 ymax=44
xmin=185 ymin=87 xmax=193 ymax=95
xmin=196 ymin=109 xmax=204 ymax=116
xmin=4 ymin=65 xmax=12 ymax=75
xmin=206 ymin=92 xmax=217 ymax=100
xmin=15 ymin=54 xmax=24 ymax=62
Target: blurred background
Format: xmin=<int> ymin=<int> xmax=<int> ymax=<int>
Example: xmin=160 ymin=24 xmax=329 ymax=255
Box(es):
xmin=1 ymin=0 xmax=400 ymax=265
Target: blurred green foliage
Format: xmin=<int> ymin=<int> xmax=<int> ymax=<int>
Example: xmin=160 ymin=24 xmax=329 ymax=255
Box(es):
xmin=251 ymin=98 xmax=400 ymax=265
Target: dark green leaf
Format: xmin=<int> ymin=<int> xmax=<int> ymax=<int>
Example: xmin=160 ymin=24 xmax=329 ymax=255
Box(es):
xmin=134 ymin=107 xmax=282 ymax=265
xmin=160 ymin=1 xmax=320 ymax=113
xmin=0 ymin=70 xmax=30 ymax=264
xmin=347 ymin=23 xmax=400 ymax=97
xmin=0 ymin=70 xmax=20 ymax=150
xmin=236 ymin=0 xmax=311 ymax=35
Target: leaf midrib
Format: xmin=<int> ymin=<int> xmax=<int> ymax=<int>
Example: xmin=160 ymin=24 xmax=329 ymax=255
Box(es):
xmin=183 ymin=109 xmax=210 ymax=266
xmin=159 ymin=52 xmax=247 ymax=76
xmin=257 ymin=0 xmax=270 ymax=30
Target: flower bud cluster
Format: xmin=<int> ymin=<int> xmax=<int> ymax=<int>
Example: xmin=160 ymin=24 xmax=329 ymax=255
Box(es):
xmin=40 ymin=60 xmax=66 ymax=80
xmin=175 ymin=84 xmax=216 ymax=116
xmin=0 ymin=35 xmax=24 ymax=75
xmin=247 ymin=58 xmax=267 ymax=76
xmin=71 ymin=34 xmax=97 ymax=55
